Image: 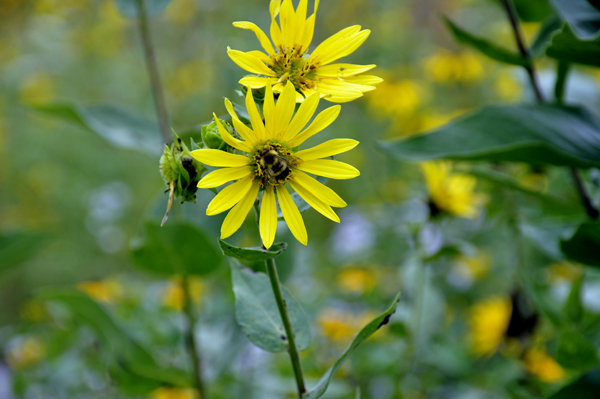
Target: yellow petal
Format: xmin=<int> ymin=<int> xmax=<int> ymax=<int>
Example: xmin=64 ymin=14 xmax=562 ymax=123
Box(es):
xmin=207 ymin=175 xmax=253 ymax=215
xmin=225 ymin=99 xmax=260 ymax=144
xmin=300 ymin=13 xmax=316 ymax=53
xmin=289 ymin=180 xmax=340 ymax=223
xmin=239 ymin=76 xmax=273 ymax=89
xmin=281 ymin=92 xmax=320 ymax=142
xmin=221 ymin=181 xmax=260 ymax=239
xmin=297 ymin=159 xmax=360 ymax=180
xmin=197 ymin=166 xmax=253 ymax=189
xmin=293 ymin=171 xmax=346 ymax=207
xmin=277 ymin=186 xmax=307 ymax=245
xmin=314 ymin=30 xmax=371 ymax=66
xmin=320 ymin=78 xmax=377 ymax=92
xmin=270 ymin=14 xmax=282 ymax=50
xmin=294 ymin=139 xmax=359 ymax=161
xmin=227 ymin=49 xmax=276 ymax=77
xmin=344 ymin=74 xmax=384 ymax=85
xmin=246 ymin=87 xmax=266 ymax=140
xmin=274 ymin=81 xmax=297 ymax=139
xmin=247 ymin=50 xmax=274 ymax=66
xmin=279 ymin=0 xmax=296 ymax=48
xmin=263 ymin=82 xmax=276 ymax=139
xmin=259 ymin=186 xmax=278 ymax=249
xmin=287 ymin=105 xmax=341 ymax=147
xmin=315 ymin=63 xmax=376 ymax=78
xmin=232 ymin=22 xmax=276 ymax=56
xmin=314 ymin=83 xmax=363 ymax=103
xmin=191 ymin=149 xmax=249 ymax=167
xmin=293 ymin=0 xmax=308 ymax=45
xmin=214 ymin=113 xmax=253 ymax=152
xmin=310 ymin=25 xmax=362 ymax=60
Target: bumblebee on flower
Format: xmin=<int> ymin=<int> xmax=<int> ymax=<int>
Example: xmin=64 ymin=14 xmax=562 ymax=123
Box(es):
xmin=191 ymin=81 xmax=360 ymax=249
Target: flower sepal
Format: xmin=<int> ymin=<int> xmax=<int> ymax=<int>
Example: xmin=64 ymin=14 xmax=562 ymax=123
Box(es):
xmin=201 ymin=118 xmax=233 ymax=151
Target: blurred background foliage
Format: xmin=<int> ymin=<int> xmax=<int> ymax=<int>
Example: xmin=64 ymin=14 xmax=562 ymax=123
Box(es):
xmin=2 ymin=0 xmax=600 ymax=398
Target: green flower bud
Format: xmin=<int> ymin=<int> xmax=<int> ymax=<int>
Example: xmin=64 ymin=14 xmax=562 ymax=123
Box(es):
xmin=159 ymin=132 xmax=206 ymax=226
xmin=201 ymin=118 xmax=233 ymax=150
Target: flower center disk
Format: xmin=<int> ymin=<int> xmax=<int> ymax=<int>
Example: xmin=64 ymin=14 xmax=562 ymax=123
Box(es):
xmin=253 ymin=143 xmax=297 ymax=188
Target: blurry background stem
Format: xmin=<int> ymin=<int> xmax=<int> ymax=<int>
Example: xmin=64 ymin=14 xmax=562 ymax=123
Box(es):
xmin=182 ymin=274 xmax=207 ymax=399
xmin=135 ymin=0 xmax=171 ymax=143
xmin=265 ymin=257 xmax=306 ymax=397
xmin=501 ymin=0 xmax=599 ymax=220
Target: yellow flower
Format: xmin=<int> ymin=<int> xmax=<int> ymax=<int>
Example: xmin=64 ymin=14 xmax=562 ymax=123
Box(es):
xmin=149 ymin=387 xmax=199 ymax=399
xmin=523 ymin=348 xmax=565 ymax=383
xmin=191 ymin=81 xmax=360 ymax=248
xmin=337 ymin=267 xmax=376 ymax=295
xmin=77 ymin=279 xmax=123 ymax=304
xmin=424 ymin=50 xmax=484 ymax=83
xmin=7 ymin=336 xmax=46 ymax=370
xmin=228 ymin=0 xmax=382 ymax=102
xmin=453 ymin=251 xmax=491 ymax=281
xmin=421 ymin=161 xmax=486 ymax=218
xmin=469 ymin=296 xmax=512 ymax=356
xmin=163 ymin=276 xmax=203 ymax=311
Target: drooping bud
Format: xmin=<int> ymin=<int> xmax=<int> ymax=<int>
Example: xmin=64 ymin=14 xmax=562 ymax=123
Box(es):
xmin=159 ymin=132 xmax=205 ymax=226
xmin=201 ymin=118 xmax=234 ymax=150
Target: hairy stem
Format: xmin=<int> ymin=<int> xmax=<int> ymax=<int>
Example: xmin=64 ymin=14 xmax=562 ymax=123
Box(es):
xmin=181 ymin=275 xmax=207 ymax=399
xmin=135 ymin=0 xmax=171 ymax=143
xmin=501 ymin=0 xmax=599 ymax=219
xmin=265 ymin=258 xmax=306 ymax=397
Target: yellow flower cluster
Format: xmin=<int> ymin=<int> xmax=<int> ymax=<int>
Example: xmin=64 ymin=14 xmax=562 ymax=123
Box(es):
xmin=317 ymin=308 xmax=377 ymax=345
xmin=469 ymin=296 xmax=512 ymax=356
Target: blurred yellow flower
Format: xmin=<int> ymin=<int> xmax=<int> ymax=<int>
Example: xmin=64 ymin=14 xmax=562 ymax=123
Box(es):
xmin=337 ymin=267 xmax=376 ymax=295
xmin=163 ymin=276 xmax=203 ymax=311
xmin=421 ymin=162 xmax=487 ymax=218
xmin=167 ymin=61 xmax=214 ymax=101
xmin=149 ymin=387 xmax=199 ymax=399
xmin=523 ymin=348 xmax=565 ymax=383
xmin=228 ymin=0 xmax=382 ymax=102
xmin=19 ymin=73 xmax=55 ymax=105
xmin=469 ymin=296 xmax=512 ymax=356
xmin=494 ymin=71 xmax=522 ymax=101
xmin=453 ymin=251 xmax=491 ymax=281
xmin=546 ymin=261 xmax=583 ymax=284
xmin=77 ymin=279 xmax=123 ymax=304
xmin=20 ymin=299 xmax=49 ymax=322
xmin=368 ymin=79 xmax=428 ymax=117
xmin=191 ymin=82 xmax=359 ymax=248
xmin=7 ymin=336 xmax=46 ymax=370
xmin=318 ymin=308 xmax=375 ymax=344
xmin=424 ymin=50 xmax=484 ymax=83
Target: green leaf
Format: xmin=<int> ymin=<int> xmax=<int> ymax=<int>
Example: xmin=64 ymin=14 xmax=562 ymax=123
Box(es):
xmin=379 ymin=104 xmax=600 ymax=169
xmin=548 ymin=368 xmax=600 ymax=399
xmin=556 ymin=328 xmax=600 ymax=370
xmin=564 ymin=274 xmax=585 ymax=325
xmin=512 ymin=0 xmax=554 ymax=22
xmin=219 ymin=239 xmax=287 ymax=262
xmin=560 ymin=222 xmax=600 ymax=267
xmin=38 ymin=288 xmax=192 ymax=389
xmin=530 ymin=16 xmax=563 ymax=58
xmin=444 ymin=18 xmax=530 ymax=67
xmin=33 ymin=103 xmax=163 ymax=155
xmin=302 ymin=293 xmax=401 ymax=399
xmin=546 ymin=25 xmax=600 ymax=68
xmin=230 ymin=262 xmax=310 ymax=352
xmin=550 ymin=0 xmax=600 ymax=40
xmin=131 ymin=221 xmax=223 ymax=276
xmin=0 ymin=231 xmax=46 ymax=274
xmin=114 ymin=0 xmax=173 ymax=18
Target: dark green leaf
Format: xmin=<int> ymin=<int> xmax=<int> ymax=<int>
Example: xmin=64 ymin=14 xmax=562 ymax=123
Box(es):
xmin=548 ymin=368 xmax=600 ymax=399
xmin=530 ymin=16 xmax=563 ymax=57
xmin=114 ymin=0 xmax=173 ymax=18
xmin=379 ymin=104 xmax=600 ymax=169
xmin=444 ymin=18 xmax=530 ymax=67
xmin=546 ymin=25 xmax=600 ymax=68
xmin=302 ymin=293 xmax=401 ymax=399
xmin=33 ymin=103 xmax=163 ymax=155
xmin=219 ymin=239 xmax=287 ymax=262
xmin=556 ymin=328 xmax=600 ymax=370
xmin=0 ymin=231 xmax=46 ymax=274
xmin=560 ymin=222 xmax=600 ymax=267
xmin=230 ymin=262 xmax=310 ymax=352
xmin=550 ymin=0 xmax=600 ymax=40
xmin=512 ymin=0 xmax=554 ymax=22
xmin=564 ymin=274 xmax=585 ymax=325
xmin=131 ymin=221 xmax=223 ymax=276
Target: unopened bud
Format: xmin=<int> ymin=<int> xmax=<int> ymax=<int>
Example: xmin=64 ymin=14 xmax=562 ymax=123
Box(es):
xmin=201 ymin=118 xmax=232 ymax=150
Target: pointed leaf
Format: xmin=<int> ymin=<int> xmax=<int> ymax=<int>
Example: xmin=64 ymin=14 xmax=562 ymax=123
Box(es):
xmin=230 ymin=262 xmax=310 ymax=352
xmin=546 ymin=25 xmax=600 ymax=68
xmin=302 ymin=293 xmax=401 ymax=399
xmin=219 ymin=239 xmax=287 ymax=262
xmin=550 ymin=0 xmax=600 ymax=40
xmin=530 ymin=16 xmax=563 ymax=58
xmin=379 ymin=104 xmax=600 ymax=169
xmin=560 ymin=222 xmax=600 ymax=267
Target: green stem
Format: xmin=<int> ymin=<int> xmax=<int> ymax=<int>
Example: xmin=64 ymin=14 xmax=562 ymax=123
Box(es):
xmin=135 ymin=0 xmax=171 ymax=143
xmin=181 ymin=275 xmax=207 ymax=399
xmin=265 ymin=258 xmax=306 ymax=397
xmin=554 ymin=61 xmax=570 ymax=103
xmin=501 ymin=0 xmax=599 ymax=219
